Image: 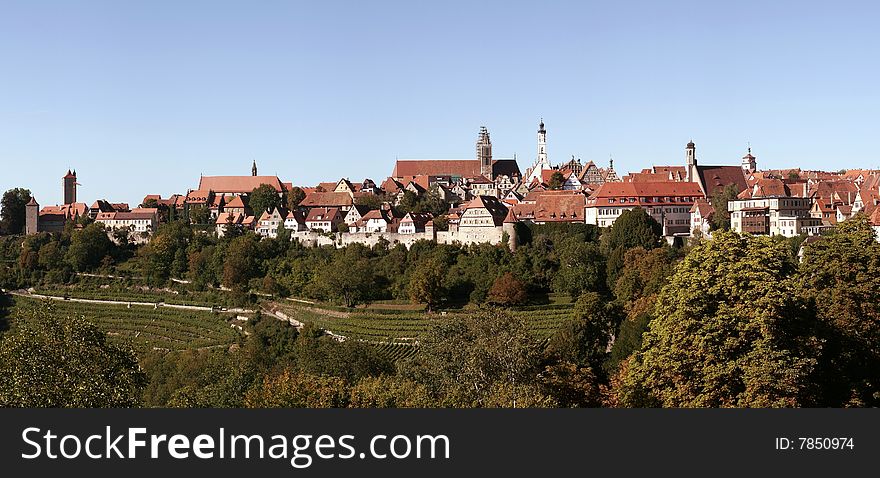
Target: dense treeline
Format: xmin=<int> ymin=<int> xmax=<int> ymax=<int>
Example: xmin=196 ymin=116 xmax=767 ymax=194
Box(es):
xmin=2 ymin=208 xmax=878 ymax=407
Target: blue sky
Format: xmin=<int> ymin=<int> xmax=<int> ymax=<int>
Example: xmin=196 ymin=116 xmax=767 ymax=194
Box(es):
xmin=1 ymin=0 xmax=878 ymax=205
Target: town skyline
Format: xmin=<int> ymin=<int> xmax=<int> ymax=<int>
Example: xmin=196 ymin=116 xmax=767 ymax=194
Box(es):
xmin=3 ymin=1 xmax=880 ymax=205
xmin=7 ymin=128 xmax=879 ymax=208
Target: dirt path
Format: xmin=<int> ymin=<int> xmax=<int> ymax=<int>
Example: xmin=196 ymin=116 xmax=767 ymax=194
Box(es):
xmin=9 ymin=290 xmax=255 ymax=314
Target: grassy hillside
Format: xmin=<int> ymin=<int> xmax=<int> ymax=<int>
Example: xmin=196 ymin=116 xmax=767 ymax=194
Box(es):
xmin=7 ymin=295 xmax=242 ymax=356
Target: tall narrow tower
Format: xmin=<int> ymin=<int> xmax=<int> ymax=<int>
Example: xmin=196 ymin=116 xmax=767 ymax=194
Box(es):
xmin=63 ymin=170 xmax=77 ymax=205
xmin=252 ymin=160 xmax=258 ymax=176
xmin=685 ymin=141 xmax=697 ymax=182
xmin=537 ymin=119 xmax=548 ymax=166
xmin=477 ymin=126 xmax=493 ymax=178
xmin=741 ymin=147 xmax=756 ymax=173
xmin=25 ymin=196 xmax=39 ymax=235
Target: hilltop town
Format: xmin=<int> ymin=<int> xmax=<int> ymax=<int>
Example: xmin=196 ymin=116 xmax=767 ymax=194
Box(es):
xmin=22 ymin=120 xmax=880 ymax=247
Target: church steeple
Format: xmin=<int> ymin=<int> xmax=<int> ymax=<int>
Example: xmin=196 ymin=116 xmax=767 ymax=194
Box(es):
xmin=477 ymin=126 xmax=493 ymax=178
xmin=537 ymin=119 xmax=547 ymax=166
xmin=685 ymin=140 xmax=697 ymax=182
xmin=252 ymin=160 xmax=258 ymax=177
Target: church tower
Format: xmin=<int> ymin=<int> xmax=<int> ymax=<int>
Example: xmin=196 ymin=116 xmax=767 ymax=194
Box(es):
xmin=63 ymin=170 xmax=77 ymax=205
xmin=537 ymin=119 xmax=548 ymax=166
xmin=252 ymin=160 xmax=258 ymax=176
xmin=477 ymin=126 xmax=493 ymax=178
xmin=685 ymin=141 xmax=697 ymax=182
xmin=741 ymin=147 xmax=756 ymax=173
xmin=525 ymin=119 xmax=553 ymax=184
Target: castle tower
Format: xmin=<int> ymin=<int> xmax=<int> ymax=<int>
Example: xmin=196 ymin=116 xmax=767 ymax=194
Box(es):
xmin=252 ymin=160 xmax=258 ymax=176
xmin=685 ymin=141 xmax=697 ymax=182
xmin=63 ymin=170 xmax=77 ymax=205
xmin=741 ymin=147 xmax=756 ymax=173
xmin=476 ymin=126 xmax=493 ymax=178
xmin=25 ymin=196 xmax=39 ymax=235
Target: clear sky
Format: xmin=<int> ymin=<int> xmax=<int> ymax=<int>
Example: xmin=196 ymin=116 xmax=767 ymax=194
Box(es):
xmin=1 ymin=0 xmax=878 ymax=206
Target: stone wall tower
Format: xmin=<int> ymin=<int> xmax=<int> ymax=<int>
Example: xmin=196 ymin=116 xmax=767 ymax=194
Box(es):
xmin=63 ymin=170 xmax=77 ymax=205
xmin=685 ymin=141 xmax=697 ymax=182
xmin=25 ymin=196 xmax=39 ymax=235
xmin=477 ymin=126 xmax=493 ymax=178
xmin=252 ymin=160 xmax=258 ymax=176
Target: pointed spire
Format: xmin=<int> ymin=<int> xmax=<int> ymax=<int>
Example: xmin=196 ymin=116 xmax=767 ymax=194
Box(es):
xmin=251 ymin=159 xmax=258 ymax=176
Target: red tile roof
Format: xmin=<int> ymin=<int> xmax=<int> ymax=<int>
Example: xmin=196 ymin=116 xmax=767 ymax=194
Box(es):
xmin=300 ymin=192 xmax=353 ymax=208
xmin=738 ymin=178 xmax=791 ymax=199
xmin=305 ymin=207 xmax=342 ymax=222
xmin=462 ymin=195 xmax=509 ymax=226
xmin=869 ymin=207 xmax=880 ymax=226
xmin=515 ymin=191 xmax=586 ymax=222
xmin=695 ymin=165 xmax=748 ymax=197
xmin=689 ymin=198 xmax=715 ymax=216
xmin=393 ymin=160 xmax=482 ymax=178
xmin=589 ymin=181 xmax=704 ymax=207
xmin=225 ymin=195 xmax=247 ymax=209
xmin=198 ymin=175 xmax=286 ymax=194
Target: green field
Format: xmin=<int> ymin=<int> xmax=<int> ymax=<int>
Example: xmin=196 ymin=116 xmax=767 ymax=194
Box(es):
xmin=8 ymin=295 xmax=242 ymax=355
xmin=275 ymin=300 xmax=573 ymax=345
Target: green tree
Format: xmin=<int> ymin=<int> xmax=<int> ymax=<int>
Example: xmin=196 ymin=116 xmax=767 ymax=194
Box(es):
xmin=709 ymin=183 xmax=742 ymax=231
xmin=250 ymin=184 xmax=282 ymax=218
xmin=311 ymin=253 xmax=375 ymax=307
xmin=286 ymin=186 xmax=306 ymax=210
xmin=548 ymin=171 xmax=565 ymax=190
xmin=349 ymin=376 xmax=433 ymax=408
xmin=140 ymin=221 xmax=193 ymax=284
xmin=616 ymin=232 xmax=819 ymax=408
xmin=399 ymin=308 xmax=552 ymax=407
xmin=407 ymin=257 xmax=447 ymax=310
xmin=601 ymin=207 xmax=661 ymax=253
xmin=551 ymin=238 xmax=605 ymax=299
xmin=64 ymin=223 xmax=112 ymax=272
xmin=222 ymin=234 xmax=261 ymax=292
xmin=37 ymin=241 xmax=64 ymax=270
xmin=0 ymin=188 xmax=32 ymax=235
xmin=601 ymin=207 xmax=661 ymax=287
xmin=799 ymin=216 xmax=880 ymax=406
xmin=188 ymin=205 xmax=210 ymax=225
xmin=397 ymin=190 xmax=419 ymax=214
xmin=0 ymin=301 xmax=146 ymax=407
xmin=548 ymin=291 xmax=619 ymax=372
xmin=245 ymin=370 xmax=350 ymax=408
xmin=354 ymin=194 xmax=385 ymax=210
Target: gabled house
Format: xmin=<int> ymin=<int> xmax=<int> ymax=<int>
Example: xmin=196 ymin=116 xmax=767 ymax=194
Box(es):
xmin=305 ymin=207 xmax=344 ymax=232
xmin=689 ymin=199 xmax=715 ymax=236
xmin=398 ymin=212 xmax=433 ymax=234
xmin=284 ymin=210 xmax=308 ymax=232
xmin=257 ymin=207 xmax=287 ymax=238
xmin=357 ymin=209 xmax=398 ymax=233
xmin=344 ymin=205 xmax=372 ymax=227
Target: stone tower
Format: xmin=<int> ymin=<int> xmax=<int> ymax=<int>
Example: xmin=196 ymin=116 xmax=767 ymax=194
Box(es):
xmin=477 ymin=126 xmax=492 ymax=178
xmin=685 ymin=141 xmax=697 ymax=182
xmin=252 ymin=160 xmax=258 ymax=176
xmin=63 ymin=170 xmax=77 ymax=205
xmin=25 ymin=196 xmax=39 ymax=235
xmin=741 ymin=147 xmax=756 ymax=173
xmin=502 ymin=207 xmax=518 ymax=251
